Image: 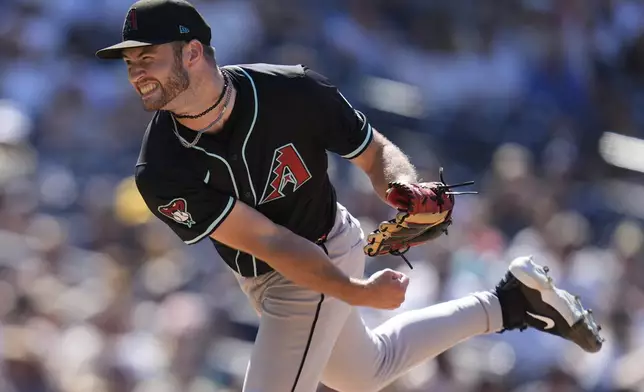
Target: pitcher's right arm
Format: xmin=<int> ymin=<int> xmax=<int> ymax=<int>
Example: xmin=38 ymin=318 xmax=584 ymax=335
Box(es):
xmin=211 ymin=200 xmax=405 ymax=310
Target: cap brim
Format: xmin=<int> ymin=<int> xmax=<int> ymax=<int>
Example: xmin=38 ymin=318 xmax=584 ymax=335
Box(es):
xmin=95 ymin=40 xmax=156 ymax=60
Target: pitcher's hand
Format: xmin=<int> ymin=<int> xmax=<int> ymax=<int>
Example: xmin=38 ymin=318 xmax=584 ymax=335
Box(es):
xmin=359 ymin=269 xmax=409 ymax=310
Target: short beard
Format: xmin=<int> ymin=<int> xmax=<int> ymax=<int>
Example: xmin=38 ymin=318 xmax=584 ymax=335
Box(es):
xmin=142 ymin=45 xmax=190 ymax=111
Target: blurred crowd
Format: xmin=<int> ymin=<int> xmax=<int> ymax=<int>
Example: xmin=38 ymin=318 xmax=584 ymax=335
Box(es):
xmin=1 ymin=0 xmax=644 ymax=391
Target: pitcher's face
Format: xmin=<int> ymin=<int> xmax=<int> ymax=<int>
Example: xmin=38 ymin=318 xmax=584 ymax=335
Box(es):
xmin=123 ymin=43 xmax=190 ymax=111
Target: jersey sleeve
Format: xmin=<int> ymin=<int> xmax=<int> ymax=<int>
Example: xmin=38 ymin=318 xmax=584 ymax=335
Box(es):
xmin=304 ymin=67 xmax=374 ymax=159
xmin=135 ymin=165 xmax=236 ymax=245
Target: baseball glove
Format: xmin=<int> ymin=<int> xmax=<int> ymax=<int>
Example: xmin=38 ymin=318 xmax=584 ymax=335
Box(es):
xmin=364 ymin=167 xmax=477 ymax=269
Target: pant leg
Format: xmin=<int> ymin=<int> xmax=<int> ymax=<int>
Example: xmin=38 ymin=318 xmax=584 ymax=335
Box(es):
xmin=321 ymin=289 xmax=503 ymax=391
xmin=242 ymin=276 xmax=353 ymax=392
xmin=239 ymin=204 xmax=366 ymax=392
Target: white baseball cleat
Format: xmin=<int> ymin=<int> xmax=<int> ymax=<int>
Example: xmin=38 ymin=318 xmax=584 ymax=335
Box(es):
xmin=495 ymin=255 xmax=604 ymax=353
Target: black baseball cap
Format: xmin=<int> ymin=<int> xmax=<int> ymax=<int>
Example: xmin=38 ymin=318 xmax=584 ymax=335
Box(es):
xmin=96 ymin=0 xmax=211 ymax=60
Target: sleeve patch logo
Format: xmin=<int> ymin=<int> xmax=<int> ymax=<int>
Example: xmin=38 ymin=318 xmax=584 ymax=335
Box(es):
xmin=158 ymin=198 xmax=196 ymax=228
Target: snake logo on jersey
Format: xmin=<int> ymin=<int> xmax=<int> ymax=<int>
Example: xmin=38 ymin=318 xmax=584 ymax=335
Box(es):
xmin=158 ymin=198 xmax=196 ymax=228
xmin=259 ymin=143 xmax=312 ymax=205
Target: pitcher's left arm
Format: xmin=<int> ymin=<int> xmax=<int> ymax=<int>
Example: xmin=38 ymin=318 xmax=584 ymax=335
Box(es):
xmin=349 ymin=130 xmax=418 ymax=203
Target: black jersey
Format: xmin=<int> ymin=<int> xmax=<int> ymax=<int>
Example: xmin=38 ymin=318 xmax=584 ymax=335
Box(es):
xmin=135 ymin=64 xmax=374 ymax=277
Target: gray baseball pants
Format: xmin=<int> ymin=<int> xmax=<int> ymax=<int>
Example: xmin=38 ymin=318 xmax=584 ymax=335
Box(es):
xmin=236 ymin=203 xmax=504 ymax=392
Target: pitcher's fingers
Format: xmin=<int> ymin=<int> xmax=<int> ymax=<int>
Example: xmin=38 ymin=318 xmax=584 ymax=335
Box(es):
xmin=389 ymin=270 xmax=406 ymax=280
xmin=398 ymin=274 xmax=410 ymax=287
